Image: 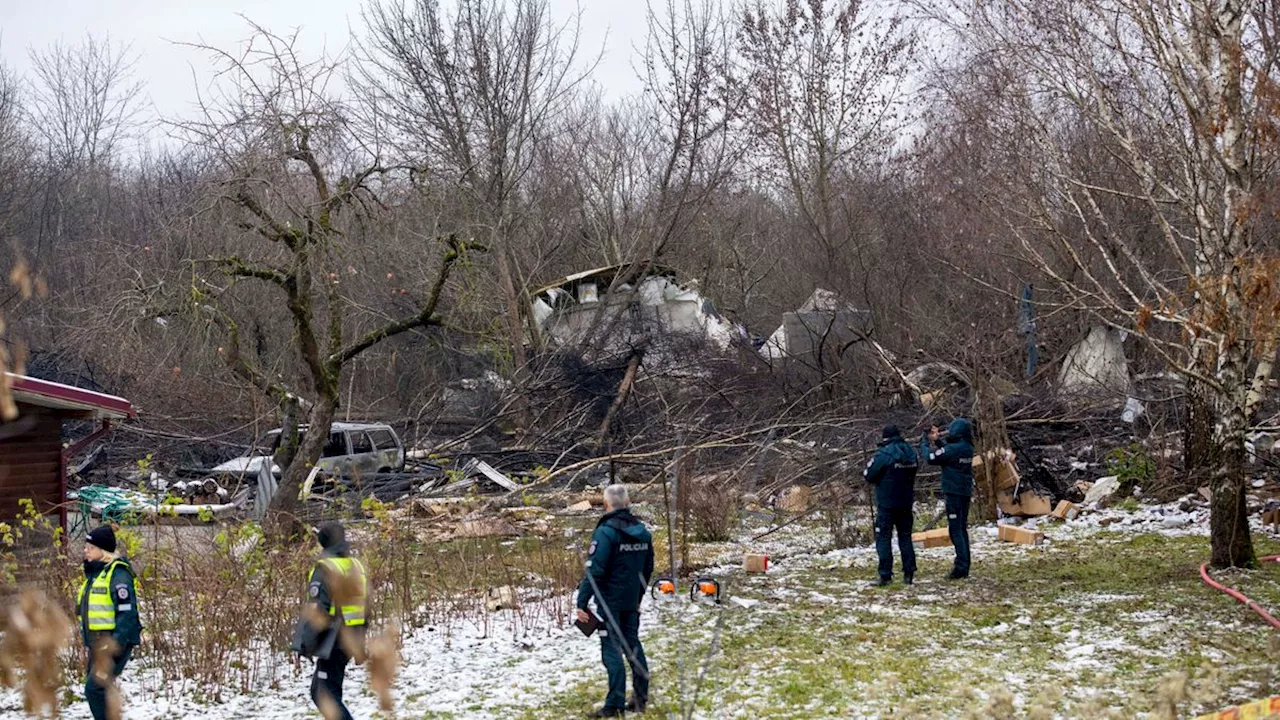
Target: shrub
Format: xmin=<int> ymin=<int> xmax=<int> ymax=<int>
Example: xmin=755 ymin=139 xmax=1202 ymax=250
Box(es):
xmin=1106 ymin=443 xmax=1155 ymax=497
xmin=685 ymin=475 xmax=739 ymax=542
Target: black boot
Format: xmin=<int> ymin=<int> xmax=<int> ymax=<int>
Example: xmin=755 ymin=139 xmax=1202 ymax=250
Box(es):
xmin=904 ymin=574 xmax=914 ymax=586
xmin=876 ymin=576 xmax=892 ymax=587
xmin=590 ymin=707 xmax=624 ymax=718
xmin=947 ymin=569 xmax=968 ymax=580
xmin=626 ymin=697 xmax=647 ymax=714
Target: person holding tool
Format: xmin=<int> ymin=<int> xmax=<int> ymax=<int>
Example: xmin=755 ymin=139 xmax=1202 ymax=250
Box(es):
xmin=864 ymin=424 xmax=919 ymax=586
xmin=576 ymin=484 xmax=655 ymax=717
xmin=921 ymin=418 xmax=976 ymax=579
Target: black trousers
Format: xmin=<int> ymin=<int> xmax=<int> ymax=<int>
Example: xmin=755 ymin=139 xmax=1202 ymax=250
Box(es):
xmin=85 ymin=644 xmax=132 ymax=720
xmin=311 ymin=646 xmax=354 ymax=720
xmin=600 ymin=610 xmax=648 ymax=710
xmin=875 ymin=506 xmax=917 ymax=580
xmin=945 ymin=493 xmax=972 ymax=576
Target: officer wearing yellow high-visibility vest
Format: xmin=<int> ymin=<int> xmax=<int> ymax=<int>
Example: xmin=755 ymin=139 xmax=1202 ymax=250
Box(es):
xmin=295 ymin=521 xmax=367 ymax=720
xmin=76 ymin=525 xmax=141 ymax=720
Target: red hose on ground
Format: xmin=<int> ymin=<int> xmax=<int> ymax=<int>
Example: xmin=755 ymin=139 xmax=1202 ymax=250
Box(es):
xmin=1200 ymin=554 xmax=1280 ymax=631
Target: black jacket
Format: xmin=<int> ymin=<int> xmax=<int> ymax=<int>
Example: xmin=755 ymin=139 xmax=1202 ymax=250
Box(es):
xmin=78 ymin=557 xmax=142 ymax=650
xmin=577 ymin=509 xmax=654 ymax=616
xmin=864 ymin=436 xmax=919 ymax=509
xmin=921 ymin=418 xmax=976 ymax=497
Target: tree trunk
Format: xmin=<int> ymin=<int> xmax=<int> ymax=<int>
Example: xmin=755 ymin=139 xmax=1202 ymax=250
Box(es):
xmin=1209 ymin=407 xmax=1255 ymax=568
xmin=267 ymin=394 xmax=338 ymax=538
xmin=273 ymin=395 xmax=302 ymax=471
xmin=1184 ymin=380 xmax=1218 ymax=481
xmin=1208 ymin=344 xmax=1256 ymax=568
xmin=494 ymin=242 xmax=530 ymax=429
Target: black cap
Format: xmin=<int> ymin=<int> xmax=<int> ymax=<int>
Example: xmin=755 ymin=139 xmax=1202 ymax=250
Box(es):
xmin=86 ymin=525 xmax=116 ymax=553
xmin=316 ymin=521 xmax=345 ymax=550
xmin=881 ymin=424 xmax=902 ymax=440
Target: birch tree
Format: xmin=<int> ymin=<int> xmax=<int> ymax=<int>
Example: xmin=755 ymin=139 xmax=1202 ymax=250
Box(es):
xmin=939 ymin=0 xmax=1280 ymax=567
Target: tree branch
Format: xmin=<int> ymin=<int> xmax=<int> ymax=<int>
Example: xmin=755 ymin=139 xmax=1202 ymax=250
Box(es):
xmin=330 ymin=234 xmax=481 ymax=368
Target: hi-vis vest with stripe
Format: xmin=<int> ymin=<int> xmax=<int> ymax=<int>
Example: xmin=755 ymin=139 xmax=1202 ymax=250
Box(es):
xmin=308 ymin=557 xmax=367 ymax=626
xmin=76 ymin=560 xmax=128 ymax=632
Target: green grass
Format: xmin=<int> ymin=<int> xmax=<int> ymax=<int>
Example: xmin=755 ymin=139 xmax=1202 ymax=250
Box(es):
xmin=525 ymin=527 xmax=1280 ymax=719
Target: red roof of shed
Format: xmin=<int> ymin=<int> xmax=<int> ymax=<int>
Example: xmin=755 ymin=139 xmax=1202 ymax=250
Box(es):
xmin=7 ymin=373 xmax=135 ymax=420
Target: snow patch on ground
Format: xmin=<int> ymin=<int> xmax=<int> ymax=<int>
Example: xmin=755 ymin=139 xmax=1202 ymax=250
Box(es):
xmin=1 ymin=600 xmax=603 ymax=720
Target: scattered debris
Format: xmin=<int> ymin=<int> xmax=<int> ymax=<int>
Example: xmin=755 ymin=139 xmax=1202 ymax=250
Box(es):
xmin=501 ymin=506 xmax=549 ymax=522
xmin=1121 ymin=397 xmax=1145 ymax=423
xmin=999 ymin=489 xmax=1053 ymax=517
xmin=976 ymin=449 xmax=1053 ymax=517
xmin=464 ymin=458 xmax=521 ymax=492
xmin=904 ymin=362 xmax=972 ymax=409
xmin=1263 ymin=504 xmax=1280 ymax=532
xmin=1051 ymin=500 xmax=1080 ymax=521
xmin=760 ymin=289 xmax=871 ymax=362
xmin=567 ymin=500 xmax=594 ymax=513
xmin=911 ymin=528 xmax=952 ymax=549
xmin=485 ymin=586 xmax=519 ymax=612
xmin=775 ymin=485 xmax=811 ymax=513
xmin=997 ymin=524 xmax=1045 ymax=545
xmin=1059 ymin=325 xmax=1131 ymax=401
xmin=1084 ymin=476 xmax=1121 ymax=506
xmin=454 ymin=518 xmax=520 ymax=539
xmin=743 ymin=554 xmax=769 ymax=573
xmin=413 ymin=498 xmax=472 ymax=518
xmin=531 ymin=263 xmax=740 ymax=360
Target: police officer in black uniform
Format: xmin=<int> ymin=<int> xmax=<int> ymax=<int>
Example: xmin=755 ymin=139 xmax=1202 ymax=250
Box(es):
xmin=864 ymin=424 xmax=920 ymax=586
xmin=921 ymin=418 xmax=976 ymax=579
xmin=76 ymin=525 xmax=141 ymax=720
xmin=577 ymin=484 xmax=655 ymax=717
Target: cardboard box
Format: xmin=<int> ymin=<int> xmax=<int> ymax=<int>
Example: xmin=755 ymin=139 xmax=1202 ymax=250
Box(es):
xmin=997 ymin=523 xmax=1045 ymax=545
xmin=911 ymin=528 xmax=952 ymax=550
xmin=775 ymin=485 xmax=811 ymax=512
xmin=567 ymin=500 xmax=594 ymax=512
xmin=743 ymin=554 xmax=769 ymax=573
xmin=997 ymin=488 xmax=1054 ymax=517
xmin=1051 ymin=500 xmax=1079 ymax=521
xmin=973 ymin=450 xmax=1019 ymax=491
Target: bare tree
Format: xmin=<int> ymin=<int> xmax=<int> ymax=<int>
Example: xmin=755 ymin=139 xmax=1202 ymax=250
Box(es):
xmin=0 ymin=53 xmax=31 ymax=241
xmin=936 ymin=0 xmax=1280 ymax=567
xmin=26 ymin=34 xmax=143 ymax=169
xmin=737 ymin=0 xmax=916 ymax=299
xmin=358 ymin=0 xmax=587 ymax=409
xmin=167 ymin=24 xmax=475 ymax=535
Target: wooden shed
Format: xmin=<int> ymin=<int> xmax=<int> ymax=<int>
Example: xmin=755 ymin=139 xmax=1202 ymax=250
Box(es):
xmin=0 ymin=373 xmax=135 ymax=530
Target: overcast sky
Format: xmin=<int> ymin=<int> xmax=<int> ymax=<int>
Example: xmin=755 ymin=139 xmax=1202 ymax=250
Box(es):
xmin=1 ymin=0 xmax=648 ymax=125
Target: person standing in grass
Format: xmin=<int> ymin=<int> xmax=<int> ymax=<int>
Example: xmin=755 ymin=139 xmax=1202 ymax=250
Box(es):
xmin=921 ymin=418 xmax=976 ymax=579
xmin=76 ymin=525 xmax=141 ymax=720
xmin=577 ymin=484 xmax=655 ymax=717
xmin=294 ymin=521 xmax=368 ymax=720
xmin=864 ymin=424 xmax=920 ymax=586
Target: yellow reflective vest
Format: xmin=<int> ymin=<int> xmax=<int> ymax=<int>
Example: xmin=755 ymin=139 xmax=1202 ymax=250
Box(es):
xmin=77 ymin=559 xmax=129 ymax=631
xmin=308 ymin=557 xmax=367 ymax=626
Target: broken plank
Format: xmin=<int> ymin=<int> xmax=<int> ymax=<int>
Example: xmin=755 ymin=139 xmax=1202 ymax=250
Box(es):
xmin=471 ymin=459 xmax=520 ymax=491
